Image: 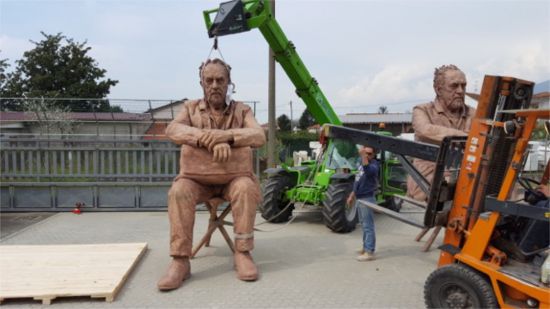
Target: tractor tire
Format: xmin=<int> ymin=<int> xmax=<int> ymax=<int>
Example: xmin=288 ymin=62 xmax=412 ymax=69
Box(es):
xmin=424 ymin=263 xmax=497 ymax=309
xmin=261 ymin=176 xmax=294 ymax=223
xmin=322 ymin=181 xmax=358 ymax=233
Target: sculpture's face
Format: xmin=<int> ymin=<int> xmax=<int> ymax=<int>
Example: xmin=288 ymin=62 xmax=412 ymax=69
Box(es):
xmin=437 ymin=70 xmax=467 ymax=113
xmin=202 ymin=63 xmax=229 ymax=109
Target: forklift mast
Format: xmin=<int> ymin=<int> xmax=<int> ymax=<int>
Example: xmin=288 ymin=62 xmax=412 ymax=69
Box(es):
xmin=203 ymin=0 xmax=342 ymax=126
xmin=438 ymin=76 xmax=537 ymax=265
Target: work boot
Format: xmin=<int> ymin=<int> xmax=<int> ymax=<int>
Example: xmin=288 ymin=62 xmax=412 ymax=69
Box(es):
xmin=234 ymin=251 xmax=258 ymax=281
xmin=157 ymin=257 xmax=191 ymax=291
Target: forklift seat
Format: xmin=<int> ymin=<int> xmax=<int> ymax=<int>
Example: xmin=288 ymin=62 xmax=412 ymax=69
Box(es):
xmin=516 ymin=199 xmax=549 ymax=257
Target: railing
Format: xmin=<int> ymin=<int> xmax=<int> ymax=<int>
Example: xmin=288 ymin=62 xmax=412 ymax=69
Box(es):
xmin=0 ymin=137 xmax=262 ymax=211
xmin=0 ymin=138 xmax=178 ymax=182
xmin=0 ymin=137 xmax=179 ymax=211
xmin=1 ymin=98 xmax=265 ymax=211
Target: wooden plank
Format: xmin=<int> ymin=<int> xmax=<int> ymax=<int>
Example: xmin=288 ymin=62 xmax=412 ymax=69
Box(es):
xmin=0 ymin=243 xmax=147 ymax=305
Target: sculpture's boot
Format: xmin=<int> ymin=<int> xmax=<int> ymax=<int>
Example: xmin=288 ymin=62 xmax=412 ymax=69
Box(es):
xmin=234 ymin=251 xmax=258 ymax=281
xmin=157 ymin=257 xmax=191 ymax=291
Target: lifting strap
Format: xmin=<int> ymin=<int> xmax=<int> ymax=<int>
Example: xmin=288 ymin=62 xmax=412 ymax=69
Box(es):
xmin=206 ymin=36 xmax=226 ymax=62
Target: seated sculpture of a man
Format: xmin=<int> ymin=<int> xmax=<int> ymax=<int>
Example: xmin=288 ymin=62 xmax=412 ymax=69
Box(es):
xmin=157 ymin=58 xmax=266 ymax=291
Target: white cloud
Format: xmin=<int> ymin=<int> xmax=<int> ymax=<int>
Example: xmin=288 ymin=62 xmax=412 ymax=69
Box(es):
xmin=337 ymin=64 xmax=433 ymax=109
xmin=475 ymin=41 xmax=549 ymax=83
xmin=1 ymin=0 xmax=547 ymax=121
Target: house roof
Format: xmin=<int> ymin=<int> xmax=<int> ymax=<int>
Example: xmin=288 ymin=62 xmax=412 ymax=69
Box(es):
xmin=0 ymin=111 xmax=152 ymax=122
xmin=465 ymin=92 xmax=480 ymax=101
xmin=0 ymin=112 xmax=37 ymax=121
xmin=146 ymin=99 xmax=187 ymax=113
xmin=260 ymin=113 xmax=412 ymax=128
xmin=466 ymin=91 xmax=549 ymax=102
xmin=340 ymin=113 xmax=412 ymax=124
xmin=533 ymin=92 xmax=550 ymax=100
xmin=143 ymin=123 xmax=169 ymax=140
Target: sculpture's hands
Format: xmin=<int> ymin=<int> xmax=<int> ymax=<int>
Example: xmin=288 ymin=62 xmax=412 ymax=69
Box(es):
xmin=212 ymin=143 xmax=232 ymax=163
xmin=198 ymin=130 xmax=233 ymax=151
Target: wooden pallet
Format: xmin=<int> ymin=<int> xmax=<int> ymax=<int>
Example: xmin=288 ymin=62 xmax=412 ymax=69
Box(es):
xmin=0 ymin=243 xmax=147 ymax=305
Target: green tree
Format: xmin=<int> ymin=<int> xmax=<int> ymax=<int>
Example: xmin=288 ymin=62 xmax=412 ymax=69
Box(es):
xmin=0 ymin=32 xmax=118 ymax=112
xmin=0 ymin=57 xmax=9 ymax=88
xmin=277 ymin=113 xmax=291 ymax=132
xmin=109 ymin=105 xmax=124 ymax=112
xmin=298 ymin=109 xmax=316 ymax=130
xmin=0 ymin=56 xmax=25 ymax=110
xmin=378 ymin=105 xmax=388 ymax=114
xmin=531 ymin=120 xmax=549 ymax=140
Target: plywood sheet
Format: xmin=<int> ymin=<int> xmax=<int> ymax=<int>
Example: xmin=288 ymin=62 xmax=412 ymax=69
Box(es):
xmin=0 ymin=243 xmax=147 ymax=305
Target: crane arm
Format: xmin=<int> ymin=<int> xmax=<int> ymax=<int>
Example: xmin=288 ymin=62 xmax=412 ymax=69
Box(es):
xmin=203 ymin=0 xmax=342 ymax=125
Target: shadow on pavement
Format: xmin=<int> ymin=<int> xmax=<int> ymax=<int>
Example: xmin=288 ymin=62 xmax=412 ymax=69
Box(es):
xmin=0 ymin=212 xmax=57 ymax=240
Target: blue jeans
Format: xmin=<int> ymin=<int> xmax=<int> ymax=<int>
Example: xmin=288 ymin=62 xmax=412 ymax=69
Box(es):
xmin=356 ymin=196 xmax=376 ymax=253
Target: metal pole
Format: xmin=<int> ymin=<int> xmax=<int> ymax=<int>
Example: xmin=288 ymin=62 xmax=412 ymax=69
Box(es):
xmin=148 ymin=100 xmax=154 ymax=139
xmin=267 ymin=0 xmax=276 ymax=168
xmin=289 ymin=100 xmax=293 ymax=131
xmin=252 ymin=101 xmax=260 ymax=177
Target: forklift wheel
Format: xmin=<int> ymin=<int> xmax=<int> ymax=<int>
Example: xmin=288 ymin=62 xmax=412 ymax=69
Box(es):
xmin=424 ymin=264 xmax=497 ymax=309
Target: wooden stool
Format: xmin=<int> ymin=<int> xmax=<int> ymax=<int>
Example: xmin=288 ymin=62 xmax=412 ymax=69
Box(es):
xmin=415 ymin=226 xmax=442 ymax=252
xmin=191 ymin=198 xmax=235 ymax=258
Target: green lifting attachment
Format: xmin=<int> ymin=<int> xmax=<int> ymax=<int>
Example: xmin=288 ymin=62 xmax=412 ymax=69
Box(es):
xmin=203 ymin=0 xmax=342 ymax=126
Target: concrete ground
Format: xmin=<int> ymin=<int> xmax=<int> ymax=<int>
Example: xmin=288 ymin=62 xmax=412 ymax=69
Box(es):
xmin=0 ymin=212 xmax=56 ymax=240
xmin=0 ymin=208 xmax=443 ymax=308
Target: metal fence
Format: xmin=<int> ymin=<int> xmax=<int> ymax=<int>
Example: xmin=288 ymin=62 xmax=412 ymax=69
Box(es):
xmin=0 ymin=137 xmax=261 ymax=211
xmin=1 ymin=138 xmax=178 ymax=182
xmin=0 ymin=138 xmax=177 ymax=211
xmin=0 ymin=98 xmax=264 ymax=211
xmin=0 ymin=97 xmax=261 ymax=139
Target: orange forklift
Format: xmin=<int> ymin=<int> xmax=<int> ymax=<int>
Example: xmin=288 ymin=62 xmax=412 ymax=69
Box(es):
xmin=325 ymin=75 xmax=549 ymax=308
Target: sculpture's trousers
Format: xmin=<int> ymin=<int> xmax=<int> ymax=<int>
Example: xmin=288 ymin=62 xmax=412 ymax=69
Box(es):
xmin=168 ymin=176 xmax=261 ymax=257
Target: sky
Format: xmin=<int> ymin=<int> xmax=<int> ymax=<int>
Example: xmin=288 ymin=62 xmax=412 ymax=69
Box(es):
xmin=1 ymin=0 xmax=549 ymax=123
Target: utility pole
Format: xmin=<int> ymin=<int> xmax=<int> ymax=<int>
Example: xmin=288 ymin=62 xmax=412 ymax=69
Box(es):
xmin=250 ymin=101 xmax=260 ymax=177
xmin=250 ymin=101 xmax=258 ymax=116
xmin=289 ymin=100 xmax=293 ymax=131
xmin=267 ymin=0 xmax=276 ymax=168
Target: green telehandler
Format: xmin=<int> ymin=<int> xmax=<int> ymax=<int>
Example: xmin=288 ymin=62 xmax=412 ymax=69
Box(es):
xmin=203 ymin=0 xmax=407 ymax=233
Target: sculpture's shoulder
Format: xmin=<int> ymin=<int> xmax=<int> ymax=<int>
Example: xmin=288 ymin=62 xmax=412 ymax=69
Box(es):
xmin=232 ymin=101 xmax=252 ymax=113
